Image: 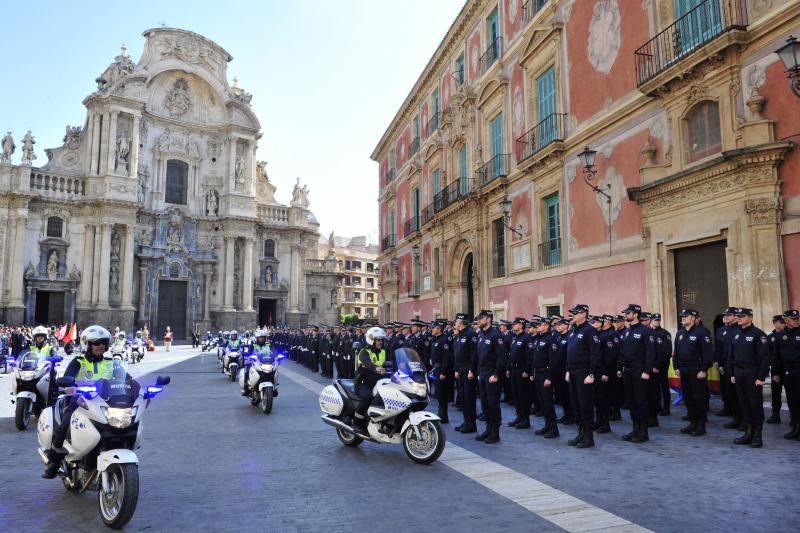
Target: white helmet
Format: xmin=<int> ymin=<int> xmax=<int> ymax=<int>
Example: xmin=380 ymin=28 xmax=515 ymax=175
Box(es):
xmin=118 ymin=331 xmax=126 ymax=338
xmin=230 ymin=330 xmax=238 ymax=338
xmin=365 ymin=327 xmax=387 ymax=346
xmin=254 ymin=329 xmax=267 ymax=338
xmin=32 ymin=325 xmax=49 ymax=338
xmin=80 ymin=325 xmax=112 ymax=353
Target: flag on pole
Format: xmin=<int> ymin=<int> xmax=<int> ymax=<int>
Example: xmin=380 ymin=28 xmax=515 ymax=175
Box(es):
xmin=62 ymin=323 xmax=77 ymax=345
xmin=56 ymin=324 xmax=67 ymax=340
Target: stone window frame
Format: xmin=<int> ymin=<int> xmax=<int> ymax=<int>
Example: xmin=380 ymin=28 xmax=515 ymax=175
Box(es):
xmin=683 ymin=99 xmax=722 ymax=164
xmin=164 ymin=158 xmax=190 ymax=205
xmin=538 ymin=293 xmax=564 ymax=318
xmin=46 ymin=216 xmax=64 ymax=239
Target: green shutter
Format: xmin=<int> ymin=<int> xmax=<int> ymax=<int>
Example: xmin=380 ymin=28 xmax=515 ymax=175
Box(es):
xmin=459 ymin=145 xmax=467 ymax=195
xmin=544 ymin=193 xmax=560 ymax=266
xmin=536 ymin=66 xmax=556 ymax=146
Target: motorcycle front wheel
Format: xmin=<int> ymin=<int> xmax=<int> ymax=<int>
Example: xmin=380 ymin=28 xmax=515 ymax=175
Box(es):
xmin=403 ymin=420 xmax=446 ymax=464
xmin=14 ymin=397 xmax=32 ymax=430
xmin=99 ymin=463 xmax=139 ymax=529
xmin=260 ymin=388 xmax=274 ymax=414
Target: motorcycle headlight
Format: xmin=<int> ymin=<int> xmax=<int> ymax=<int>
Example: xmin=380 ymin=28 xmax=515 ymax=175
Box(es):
xmin=102 ymin=407 xmax=137 ymax=428
xmin=19 ymin=370 xmax=37 ymax=381
xmin=410 ymin=382 xmax=428 ymax=398
xmin=261 ymin=364 xmax=274 ymax=373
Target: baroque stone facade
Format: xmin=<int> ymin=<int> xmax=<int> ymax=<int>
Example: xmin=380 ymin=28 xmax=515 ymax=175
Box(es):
xmin=0 ymin=28 xmax=341 ymax=336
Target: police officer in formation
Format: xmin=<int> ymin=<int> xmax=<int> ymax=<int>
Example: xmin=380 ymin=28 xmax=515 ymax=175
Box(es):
xmin=673 ymin=308 xmax=713 ymax=437
xmin=429 ymin=320 xmax=453 ymax=423
xmin=453 ymin=313 xmax=479 ymax=434
xmin=474 ymin=310 xmax=505 ymax=444
xmin=776 ymin=310 xmax=800 ymax=439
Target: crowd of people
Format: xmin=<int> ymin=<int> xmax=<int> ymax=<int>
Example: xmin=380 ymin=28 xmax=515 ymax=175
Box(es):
xmin=268 ymin=304 xmax=799 ymax=448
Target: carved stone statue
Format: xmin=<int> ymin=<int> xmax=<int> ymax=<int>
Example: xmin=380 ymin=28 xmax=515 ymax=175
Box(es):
xmin=137 ymin=165 xmax=149 ymax=203
xmin=167 ymin=214 xmax=183 ymax=246
xmin=292 ymin=178 xmax=302 ymax=204
xmin=157 ymin=131 xmax=170 ymax=152
xmin=63 ymin=126 xmax=82 ymax=150
xmin=24 ymin=262 xmax=35 ymax=279
xmin=207 ymin=135 xmax=222 ymax=159
xmin=265 ymin=265 xmax=273 ymax=284
xmin=110 ymin=265 xmax=120 ymax=297
xmin=111 ymin=231 xmax=122 ymax=261
xmin=235 ymin=155 xmax=245 ymax=184
xmin=1 ymin=132 xmax=14 ymax=163
xmin=21 ymin=131 xmax=36 ymax=165
xmin=69 ymin=264 xmax=81 ymax=281
xmin=164 ymin=78 xmax=191 ymax=118
xmin=206 ymin=189 xmax=219 ymax=216
xmin=115 ymin=131 xmax=130 ymax=163
xmin=47 ymin=251 xmax=59 ymax=280
xmin=328 ymin=231 xmax=335 ymax=250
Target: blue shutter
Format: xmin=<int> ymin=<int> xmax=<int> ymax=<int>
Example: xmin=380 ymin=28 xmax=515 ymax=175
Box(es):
xmin=490 ymin=112 xmax=505 ymax=177
xmin=413 ymin=188 xmax=419 ymax=228
xmin=536 ymin=66 xmax=556 ymax=146
xmin=544 ymin=193 xmax=560 ymax=266
xmin=433 ymin=169 xmax=440 ymax=195
xmin=675 ymin=0 xmax=722 ymax=56
xmin=459 ymin=145 xmax=467 ymax=196
xmin=487 ymin=8 xmax=499 ymax=43
xmin=433 ymin=88 xmax=440 ymax=114
xmin=390 ymin=207 xmax=396 ymax=240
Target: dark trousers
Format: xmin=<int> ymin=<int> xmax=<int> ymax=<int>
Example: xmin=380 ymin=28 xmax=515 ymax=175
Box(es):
xmin=52 ymin=397 xmax=79 ymax=449
xmin=356 ymin=383 xmax=374 ymax=417
xmin=479 ymin=371 xmax=501 ymax=425
xmin=511 ymin=368 xmax=531 ymax=420
xmin=679 ymin=366 xmax=709 ymax=422
xmin=457 ymin=369 xmax=477 ymax=425
xmin=623 ymin=367 xmax=649 ymax=423
xmin=501 ymin=369 xmax=514 ymax=403
xmin=436 ymin=373 xmax=452 ymax=419
xmin=568 ymin=368 xmax=595 ymax=427
xmin=784 ymin=369 xmax=800 ymax=423
xmin=721 ymin=371 xmax=742 ymax=420
xmin=614 ymin=373 xmax=627 ymax=408
xmin=555 ymin=369 xmax=573 ymax=416
xmin=734 ymin=367 xmax=764 ymax=426
xmin=595 ymin=378 xmax=611 ymax=420
xmin=770 ymin=373 xmax=783 ymax=413
xmin=656 ymin=365 xmax=671 ymax=410
xmin=534 ymin=373 xmax=556 ymax=421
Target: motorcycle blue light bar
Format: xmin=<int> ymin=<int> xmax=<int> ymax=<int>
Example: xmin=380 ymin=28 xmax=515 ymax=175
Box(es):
xmin=146 ymin=386 xmax=163 ymax=394
xmin=76 ymin=386 xmax=97 ymax=393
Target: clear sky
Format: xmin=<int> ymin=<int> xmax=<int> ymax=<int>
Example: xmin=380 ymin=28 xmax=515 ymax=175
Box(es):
xmin=0 ymin=0 xmax=465 ymax=242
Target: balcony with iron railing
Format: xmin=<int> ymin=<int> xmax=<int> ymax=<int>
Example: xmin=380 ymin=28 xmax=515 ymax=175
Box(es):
xmin=538 ymin=238 xmax=562 ymax=269
xmin=433 ymin=178 xmax=472 ymax=213
xmin=515 ymin=113 xmax=566 ymax=163
xmin=403 ymin=216 xmax=421 ymax=238
xmin=385 ymin=167 xmax=396 ymax=183
xmin=634 ymin=0 xmax=747 ymax=88
xmin=425 ymin=112 xmax=440 ymax=138
xmin=475 ymin=153 xmax=510 ymax=188
xmin=381 ymin=234 xmax=397 ymax=251
xmin=523 ymin=0 xmax=548 ymax=26
xmin=409 ymin=136 xmax=420 ymax=155
xmin=421 ymin=203 xmax=436 ymax=226
xmin=480 ymin=37 xmax=502 ymax=77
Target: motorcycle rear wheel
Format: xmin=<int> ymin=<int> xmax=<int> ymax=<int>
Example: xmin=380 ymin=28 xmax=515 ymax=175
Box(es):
xmin=337 ymin=427 xmax=363 ymax=447
xmin=99 ymin=463 xmax=139 ymax=529
xmin=403 ymin=420 xmax=446 ymax=464
xmin=14 ymin=397 xmax=32 ymax=431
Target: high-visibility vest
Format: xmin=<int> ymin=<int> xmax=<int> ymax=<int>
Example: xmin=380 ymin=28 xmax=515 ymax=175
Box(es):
xmin=75 ymin=356 xmax=114 ymax=386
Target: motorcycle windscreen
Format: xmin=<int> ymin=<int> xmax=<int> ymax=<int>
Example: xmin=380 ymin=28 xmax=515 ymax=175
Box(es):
xmin=392 ymin=348 xmax=427 ymax=383
xmin=17 ymin=351 xmax=42 ymax=370
xmin=92 ymin=360 xmax=142 ymax=408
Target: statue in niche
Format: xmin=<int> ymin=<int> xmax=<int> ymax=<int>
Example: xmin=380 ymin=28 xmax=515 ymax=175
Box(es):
xmin=2 ymin=131 xmax=15 ymax=163
xmin=206 ymin=189 xmax=219 ymax=216
xmin=111 ymin=231 xmax=122 ymax=261
xmin=70 ymin=264 xmax=81 ymax=281
xmin=109 ymin=265 xmax=120 ymax=297
xmin=164 ymin=78 xmax=191 ymax=118
xmin=167 ymin=214 xmax=183 ymax=246
xmin=24 ymin=262 xmax=35 ymax=279
xmin=235 ymin=155 xmax=245 ymax=184
xmin=157 ymin=131 xmax=170 ymax=152
xmin=21 ymin=131 xmax=36 ymax=165
xmin=47 ymin=251 xmax=59 ymax=280
xmin=265 ymin=265 xmax=273 ymax=285
xmin=115 ymin=130 xmax=130 ymax=164
xmin=137 ymin=165 xmax=149 ymax=204
xmin=187 ymin=139 xmax=200 ymax=159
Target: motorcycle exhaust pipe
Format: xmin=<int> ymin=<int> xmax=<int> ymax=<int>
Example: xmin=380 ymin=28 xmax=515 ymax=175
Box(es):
xmin=321 ymin=415 xmax=356 ymax=434
xmin=37 ymin=447 xmax=50 ymax=465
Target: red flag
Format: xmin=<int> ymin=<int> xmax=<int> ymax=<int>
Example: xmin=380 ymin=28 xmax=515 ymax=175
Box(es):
xmin=63 ymin=323 xmax=77 ymax=345
xmin=56 ymin=324 xmax=67 ymax=340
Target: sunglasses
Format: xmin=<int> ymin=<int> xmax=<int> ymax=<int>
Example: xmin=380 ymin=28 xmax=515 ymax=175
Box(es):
xmin=90 ymin=340 xmax=109 ymax=347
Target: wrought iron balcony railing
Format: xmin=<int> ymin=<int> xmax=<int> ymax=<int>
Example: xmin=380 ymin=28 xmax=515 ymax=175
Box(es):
xmin=425 ymin=112 xmax=440 ymax=138
xmin=403 ymin=216 xmax=420 ymax=238
xmin=409 ymin=136 xmax=420 ymax=155
xmin=523 ymin=0 xmax=548 ymax=26
xmin=385 ymin=167 xmax=395 ymax=183
xmin=433 ymin=178 xmax=472 ymax=213
xmin=539 ymin=238 xmax=562 ymax=269
xmin=475 ymin=153 xmax=510 ymax=188
xmin=421 ymin=203 xmax=435 ymax=226
xmin=634 ymin=0 xmax=747 ymax=86
xmin=515 ymin=113 xmax=566 ymax=162
xmin=480 ymin=37 xmax=502 ymax=76
xmin=381 ymin=234 xmax=396 ymax=251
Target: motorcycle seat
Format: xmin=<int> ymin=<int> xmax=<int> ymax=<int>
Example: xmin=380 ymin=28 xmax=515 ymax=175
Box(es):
xmin=335 ymin=379 xmax=360 ymax=400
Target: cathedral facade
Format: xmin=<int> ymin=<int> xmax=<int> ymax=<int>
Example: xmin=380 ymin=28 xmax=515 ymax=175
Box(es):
xmin=0 ymin=28 xmax=342 ymax=337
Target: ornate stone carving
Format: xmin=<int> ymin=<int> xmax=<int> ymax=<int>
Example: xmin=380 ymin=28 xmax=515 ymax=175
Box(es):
xmin=235 ymin=155 xmax=245 ymax=184
xmin=746 ymin=86 xmax=766 ymax=121
xmin=167 ymin=214 xmax=183 ymax=247
xmin=685 ymin=85 xmax=709 ymax=105
xmin=207 ymin=135 xmax=223 ymax=159
xmin=110 ymin=265 xmax=120 ymax=299
xmin=744 ymin=197 xmax=782 ymax=225
xmin=164 ymin=78 xmax=191 ymax=118
xmin=161 ymin=35 xmax=213 ymax=65
xmin=205 ymin=188 xmax=219 ymax=216
xmin=111 ymin=231 xmax=122 ymax=261
xmin=137 ymin=164 xmax=149 ymax=203
xmin=47 ymin=251 xmax=59 ymax=280
xmin=63 ymin=126 xmax=82 ymax=149
xmin=1 ymin=131 xmax=14 ymax=163
xmin=96 ymin=46 xmax=134 ymax=91
xmin=69 ymin=264 xmax=81 ymax=281
xmin=641 ymin=140 xmax=657 ymax=165
xmin=21 ymin=131 xmax=36 ymax=165
xmin=24 ymin=262 xmax=36 ymax=279
xmin=115 ymin=129 xmax=130 ymax=170
xmin=587 ymin=0 xmax=622 ymax=74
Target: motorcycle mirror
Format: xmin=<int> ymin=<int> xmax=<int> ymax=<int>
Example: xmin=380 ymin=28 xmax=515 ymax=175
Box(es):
xmin=56 ymin=376 xmax=75 ymax=388
xmin=155 ymin=375 xmax=171 ymax=386
xmin=352 ymin=342 xmax=362 ymax=350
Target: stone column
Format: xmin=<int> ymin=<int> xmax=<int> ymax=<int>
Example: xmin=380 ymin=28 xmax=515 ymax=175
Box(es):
xmin=9 ymin=216 xmax=27 ymax=305
xmin=203 ymin=270 xmax=212 ymax=320
xmin=228 ymin=136 xmax=238 ymax=192
xmin=92 ymin=225 xmax=102 ymax=304
xmin=223 ymin=237 xmax=235 ymax=310
xmin=98 ymin=223 xmax=112 ymax=306
xmin=138 ymin=265 xmax=148 ymax=318
xmin=288 ymin=242 xmax=300 ymax=312
xmin=243 ymin=237 xmax=254 ymax=311
xmin=130 ymin=115 xmax=140 ymax=179
xmin=25 ymin=287 xmax=34 ymax=323
xmin=106 ymin=111 xmax=119 ymax=174
xmin=80 ymin=224 xmax=95 ymax=304
xmin=121 ymin=225 xmax=135 ymax=307
xmin=100 ymin=111 xmax=111 ymax=175
xmin=89 ymin=113 xmax=101 ymax=175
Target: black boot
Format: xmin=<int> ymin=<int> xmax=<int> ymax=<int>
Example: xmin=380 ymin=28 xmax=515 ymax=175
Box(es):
xmin=734 ymin=424 xmax=753 ymax=445
xmin=750 ymin=424 xmax=763 ymax=448
xmin=559 ymin=414 xmax=576 ymax=425
xmin=484 ymin=424 xmax=500 ymax=444
xmin=595 ymin=417 xmax=611 ymax=434
xmin=475 ymin=425 xmax=491 ymax=441
xmin=41 ymin=449 xmax=65 ymax=479
xmin=622 ymin=422 xmax=638 ymax=441
xmin=784 ymin=423 xmax=800 ymax=439
xmin=454 ymin=422 xmax=465 ymax=432
xmin=534 ymin=421 xmax=550 ymax=436
xmin=681 ymin=414 xmax=691 ymax=421
xmin=460 ymin=422 xmax=478 ymax=434
xmin=568 ymin=425 xmax=585 ymax=446
xmin=576 ymin=426 xmax=595 ymax=448
xmin=507 ymin=417 xmax=521 ymax=427
xmin=514 ymin=418 xmax=531 ymax=429
xmin=609 ymin=408 xmax=622 ymax=421
xmin=438 ymin=410 xmax=449 ymax=424
xmin=631 ymin=423 xmax=649 ymax=443
xmin=724 ymin=419 xmax=741 ymax=429
xmin=544 ymin=421 xmax=560 ymax=439
xmin=647 ymin=417 xmax=659 ymax=428
xmin=690 ymin=420 xmax=706 ymax=436
xmin=680 ymin=420 xmax=697 ymax=434
xmin=241 ymin=387 xmax=249 ymax=397
xmin=766 ymin=412 xmax=781 ymax=424
xmin=658 ymin=408 xmax=670 ymax=416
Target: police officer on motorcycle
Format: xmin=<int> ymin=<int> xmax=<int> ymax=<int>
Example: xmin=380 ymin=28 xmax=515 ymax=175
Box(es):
xmin=30 ymin=326 xmax=54 ymax=358
xmin=354 ymin=327 xmax=388 ymax=432
xmin=242 ymin=329 xmax=271 ymax=396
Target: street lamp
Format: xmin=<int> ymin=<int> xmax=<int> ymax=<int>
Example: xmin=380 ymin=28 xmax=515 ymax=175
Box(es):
xmin=499 ymin=196 xmax=523 ymax=238
xmin=776 ymin=35 xmax=800 ymax=97
xmin=577 ymin=146 xmax=612 ymax=257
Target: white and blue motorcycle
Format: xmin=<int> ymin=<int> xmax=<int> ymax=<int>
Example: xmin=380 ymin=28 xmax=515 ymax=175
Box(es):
xmin=10 ymin=350 xmax=61 ymax=430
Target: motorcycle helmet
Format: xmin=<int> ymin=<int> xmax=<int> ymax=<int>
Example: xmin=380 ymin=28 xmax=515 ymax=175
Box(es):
xmin=254 ymin=328 xmax=268 ymax=342
xmin=365 ymin=327 xmax=387 ymax=346
xmin=118 ymin=331 xmax=126 ymax=339
xmin=80 ymin=325 xmax=112 ymax=357
xmin=135 ymin=330 xmax=142 ymax=338
xmin=32 ymin=325 xmax=48 ymax=344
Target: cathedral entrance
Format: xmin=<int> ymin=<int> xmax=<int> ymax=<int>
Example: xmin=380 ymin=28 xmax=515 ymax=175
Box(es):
xmin=34 ymin=291 xmax=65 ymax=325
xmin=258 ymin=298 xmax=277 ymax=327
xmin=462 ymin=253 xmax=474 ymax=319
xmin=157 ymin=280 xmax=187 ymax=340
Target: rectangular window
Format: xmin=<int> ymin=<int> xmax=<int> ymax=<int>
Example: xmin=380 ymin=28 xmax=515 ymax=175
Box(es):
xmin=354 ymin=307 xmax=362 ymax=315
xmin=165 ymin=159 xmax=189 ymax=205
xmin=414 ymin=116 xmax=420 ymax=139
xmin=366 ymin=308 xmax=374 ymax=317
xmin=366 ymin=277 xmax=375 ymax=288
xmin=432 ymin=169 xmax=440 ymax=196
xmin=366 ymin=263 xmax=374 ymax=273
xmin=433 ymin=87 xmax=440 ymax=114
xmin=545 ymin=304 xmax=561 ymax=317
xmin=490 ymin=112 xmax=505 ymax=178
xmin=366 ymin=293 xmax=374 ymax=303
xmin=458 ymin=145 xmax=468 ymax=195
xmin=536 ymin=66 xmax=557 ymax=145
xmin=352 ymin=276 xmax=361 ymax=286
xmin=493 ymin=218 xmax=505 ymax=277
xmin=543 ymin=192 xmax=561 ymax=267
xmin=389 ymin=148 xmax=396 ymax=173
xmin=413 ymin=188 xmax=420 ymax=228
xmin=390 ymin=207 xmax=396 ymax=240
xmin=345 ymin=260 xmax=352 ymax=270
xmin=674 ymin=0 xmax=722 ymax=56
xmin=311 ymin=297 xmax=317 ymax=310
xmin=487 ymin=7 xmax=499 ymax=43
xmin=352 ymin=260 xmax=362 ymax=270
xmin=455 ymin=53 xmax=465 ymax=86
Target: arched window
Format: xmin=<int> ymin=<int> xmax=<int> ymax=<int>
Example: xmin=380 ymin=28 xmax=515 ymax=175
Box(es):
xmin=46 ymin=216 xmax=63 ymax=238
xmin=264 ymin=239 xmax=275 ymax=258
xmin=686 ymin=101 xmax=721 ymax=162
xmin=165 ymin=159 xmax=189 ymax=205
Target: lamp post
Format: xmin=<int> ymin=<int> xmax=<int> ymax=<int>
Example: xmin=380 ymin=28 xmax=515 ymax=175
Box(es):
xmin=499 ymin=196 xmax=523 ymax=238
xmin=776 ymin=35 xmax=800 ymax=97
xmin=577 ymin=145 xmax=613 ymax=257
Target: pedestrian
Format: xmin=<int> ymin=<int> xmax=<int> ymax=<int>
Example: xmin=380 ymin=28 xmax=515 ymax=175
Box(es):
xmin=777 ymin=309 xmax=800 ymax=439
xmin=164 ymin=326 xmax=173 ymax=352
xmin=565 ymin=304 xmax=603 ymax=448
xmin=474 ymin=310 xmax=505 ymax=444
xmin=767 ymin=314 xmax=786 ymax=424
xmin=729 ymin=308 xmax=770 ymax=447
xmin=618 ymin=304 xmax=656 ymax=443
xmin=673 ymin=308 xmax=714 ymax=436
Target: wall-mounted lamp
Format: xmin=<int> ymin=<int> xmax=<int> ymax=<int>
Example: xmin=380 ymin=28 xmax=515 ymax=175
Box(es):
xmin=499 ymin=196 xmax=523 ymax=238
xmin=776 ymin=35 xmax=800 ymax=97
xmin=577 ymin=146 xmax=612 ymax=257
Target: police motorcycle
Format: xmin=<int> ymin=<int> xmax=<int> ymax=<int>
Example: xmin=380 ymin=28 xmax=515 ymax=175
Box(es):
xmin=239 ymin=331 xmax=283 ymax=414
xmin=319 ymin=344 xmax=446 ymax=464
xmin=37 ymin=360 xmax=170 ymax=529
xmin=10 ymin=349 xmax=62 ymax=430
xmin=129 ymin=333 xmax=146 ymax=364
xmin=201 ymin=331 xmax=216 ymax=353
xmin=222 ymin=331 xmax=243 ymax=381
xmin=109 ymin=332 xmax=130 ymax=362
xmin=217 ymin=331 xmax=229 ymax=367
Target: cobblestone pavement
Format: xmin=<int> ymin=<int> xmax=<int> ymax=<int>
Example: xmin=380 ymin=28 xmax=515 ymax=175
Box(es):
xmin=0 ymin=348 xmax=796 ymax=532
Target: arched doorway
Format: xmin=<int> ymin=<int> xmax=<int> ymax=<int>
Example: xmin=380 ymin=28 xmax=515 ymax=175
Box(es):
xmin=463 ymin=253 xmax=474 ymax=319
